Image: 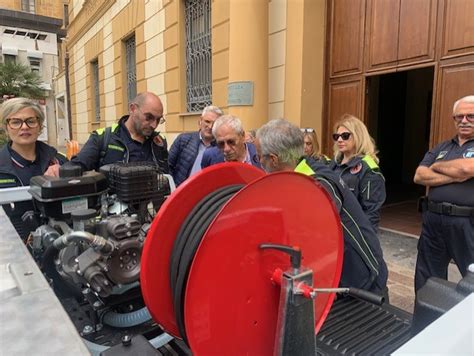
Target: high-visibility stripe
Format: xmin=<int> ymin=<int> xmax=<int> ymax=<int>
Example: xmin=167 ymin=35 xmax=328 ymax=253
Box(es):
xmin=108 ymin=144 xmax=125 ymax=152
xmin=294 ymin=160 xmax=316 ymax=176
xmin=362 ymin=155 xmax=379 ymax=169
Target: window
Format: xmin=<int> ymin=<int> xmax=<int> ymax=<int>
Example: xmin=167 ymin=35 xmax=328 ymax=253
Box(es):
xmin=185 ymin=0 xmax=212 ymax=112
xmin=29 ymin=59 xmax=41 ymax=73
xmin=91 ymin=60 xmax=100 ymax=122
xmin=21 ymin=0 xmax=35 ymax=13
xmin=4 ymin=54 xmax=16 ymax=64
xmin=63 ymin=4 xmax=69 ymax=28
xmin=124 ymin=35 xmax=136 ymax=105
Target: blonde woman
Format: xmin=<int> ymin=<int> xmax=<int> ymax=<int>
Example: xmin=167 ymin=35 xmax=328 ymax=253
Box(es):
xmin=330 ymin=114 xmax=386 ymax=231
xmin=0 ymin=97 xmax=67 ymax=239
xmin=301 ymin=128 xmax=330 ymax=164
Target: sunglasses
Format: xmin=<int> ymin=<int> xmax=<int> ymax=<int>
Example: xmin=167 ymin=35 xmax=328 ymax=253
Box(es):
xmin=332 ymin=132 xmax=352 ymax=141
xmin=301 ymin=128 xmax=314 ymax=133
xmin=6 ymin=117 xmax=40 ymax=129
xmin=453 ymin=114 xmax=474 ymax=123
xmin=216 ymin=139 xmax=237 ymax=148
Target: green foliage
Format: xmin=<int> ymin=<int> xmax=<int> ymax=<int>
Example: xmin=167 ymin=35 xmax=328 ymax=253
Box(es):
xmin=0 ymin=62 xmax=45 ymax=99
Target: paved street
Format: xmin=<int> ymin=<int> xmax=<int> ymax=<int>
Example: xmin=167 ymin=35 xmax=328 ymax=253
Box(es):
xmin=379 ymin=229 xmax=462 ymax=314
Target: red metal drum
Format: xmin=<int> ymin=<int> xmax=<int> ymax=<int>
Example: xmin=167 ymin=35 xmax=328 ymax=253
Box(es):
xmin=141 ymin=163 xmax=264 ymax=337
xmin=184 ymin=172 xmax=343 ymax=355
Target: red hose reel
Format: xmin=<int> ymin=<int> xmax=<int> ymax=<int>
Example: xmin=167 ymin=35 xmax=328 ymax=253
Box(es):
xmin=141 ymin=163 xmax=343 ymax=355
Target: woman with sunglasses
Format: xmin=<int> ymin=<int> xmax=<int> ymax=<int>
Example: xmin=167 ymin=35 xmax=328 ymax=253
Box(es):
xmin=330 ymin=114 xmax=386 ymax=232
xmin=0 ymin=97 xmax=67 ymax=239
xmin=301 ymin=128 xmax=331 ymax=164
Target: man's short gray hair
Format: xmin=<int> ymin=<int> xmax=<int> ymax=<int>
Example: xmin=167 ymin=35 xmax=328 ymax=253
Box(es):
xmin=453 ymin=95 xmax=474 ymax=113
xmin=202 ymin=105 xmax=224 ymax=117
xmin=256 ymin=118 xmax=304 ymax=165
xmin=212 ymin=114 xmax=244 ymax=137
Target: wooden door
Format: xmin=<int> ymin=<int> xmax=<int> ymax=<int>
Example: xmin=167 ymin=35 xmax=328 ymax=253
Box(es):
xmin=365 ymin=0 xmax=400 ymax=71
xmin=398 ymin=0 xmax=437 ymax=66
xmin=440 ymin=0 xmax=474 ymax=59
xmin=325 ymin=78 xmax=364 ymax=154
xmin=434 ymin=62 xmax=474 ymax=144
xmin=328 ymin=0 xmax=366 ymax=78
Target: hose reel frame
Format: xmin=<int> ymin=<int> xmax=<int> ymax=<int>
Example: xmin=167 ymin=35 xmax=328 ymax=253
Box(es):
xmin=141 ymin=163 xmax=344 ymax=354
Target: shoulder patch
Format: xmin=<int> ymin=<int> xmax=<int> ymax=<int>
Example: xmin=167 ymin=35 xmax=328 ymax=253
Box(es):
xmin=463 ymin=148 xmax=474 ymax=158
xmin=350 ymin=163 xmax=363 ymax=174
xmin=436 ymin=150 xmax=448 ymax=160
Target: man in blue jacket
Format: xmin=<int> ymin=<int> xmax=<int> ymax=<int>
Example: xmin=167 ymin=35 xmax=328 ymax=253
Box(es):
xmin=168 ymin=105 xmax=223 ymax=186
xmin=201 ymin=115 xmax=262 ymax=170
xmin=255 ymin=118 xmax=388 ymax=294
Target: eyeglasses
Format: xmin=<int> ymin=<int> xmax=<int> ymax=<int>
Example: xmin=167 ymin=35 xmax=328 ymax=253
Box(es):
xmin=135 ymin=105 xmax=166 ymax=125
xmin=216 ymin=139 xmax=237 ymax=148
xmin=301 ymin=128 xmax=314 ymax=133
xmin=332 ymin=132 xmax=352 ymax=141
xmin=453 ymin=113 xmax=474 ymax=123
xmin=6 ymin=117 xmax=40 ymax=129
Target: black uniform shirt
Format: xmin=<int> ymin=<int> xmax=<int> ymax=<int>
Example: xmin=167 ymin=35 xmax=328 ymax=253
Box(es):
xmin=8 ymin=143 xmax=44 ymax=185
xmin=118 ymin=120 xmax=153 ymax=162
xmin=419 ymin=136 xmax=474 ymax=207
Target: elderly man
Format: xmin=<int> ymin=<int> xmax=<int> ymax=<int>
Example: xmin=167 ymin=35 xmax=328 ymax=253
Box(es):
xmin=255 ymin=118 xmax=388 ymax=294
xmin=201 ymin=115 xmax=261 ymax=169
xmin=168 ymin=105 xmax=223 ymax=186
xmin=71 ymin=92 xmax=169 ymax=173
xmin=413 ymin=95 xmax=474 ymax=292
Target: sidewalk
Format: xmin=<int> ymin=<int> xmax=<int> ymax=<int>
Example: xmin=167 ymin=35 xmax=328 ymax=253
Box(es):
xmin=379 ymin=229 xmax=462 ymax=313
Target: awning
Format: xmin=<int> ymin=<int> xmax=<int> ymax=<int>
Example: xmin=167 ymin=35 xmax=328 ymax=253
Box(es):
xmin=27 ymin=50 xmax=43 ymax=59
xmin=1 ymin=45 xmax=18 ymax=56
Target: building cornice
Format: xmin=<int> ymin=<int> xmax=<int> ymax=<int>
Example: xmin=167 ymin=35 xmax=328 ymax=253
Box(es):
xmin=67 ymin=0 xmax=115 ymax=47
xmin=0 ymin=8 xmax=65 ymax=37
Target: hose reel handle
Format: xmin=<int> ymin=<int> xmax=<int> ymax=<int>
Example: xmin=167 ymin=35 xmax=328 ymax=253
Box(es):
xmin=260 ymin=243 xmax=301 ymax=269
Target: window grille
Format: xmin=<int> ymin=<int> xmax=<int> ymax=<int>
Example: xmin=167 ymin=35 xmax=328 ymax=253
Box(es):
xmin=21 ymin=0 xmax=35 ymax=13
xmin=29 ymin=59 xmax=41 ymax=73
xmin=92 ymin=60 xmax=100 ymax=122
xmin=185 ymin=0 xmax=212 ymax=112
xmin=125 ymin=35 xmax=137 ymax=105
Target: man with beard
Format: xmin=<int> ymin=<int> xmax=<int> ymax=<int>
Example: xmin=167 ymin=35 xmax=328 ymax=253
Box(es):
xmin=71 ymin=92 xmax=169 ymax=173
xmin=168 ymin=105 xmax=223 ymax=186
xmin=201 ymin=115 xmax=262 ymax=169
xmin=414 ymin=95 xmax=474 ymax=292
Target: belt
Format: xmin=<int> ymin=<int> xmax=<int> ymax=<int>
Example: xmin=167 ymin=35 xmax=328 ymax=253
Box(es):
xmin=427 ymin=201 xmax=474 ymax=217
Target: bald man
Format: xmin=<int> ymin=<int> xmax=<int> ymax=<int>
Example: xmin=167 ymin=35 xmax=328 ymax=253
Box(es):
xmin=71 ymin=92 xmax=169 ymax=173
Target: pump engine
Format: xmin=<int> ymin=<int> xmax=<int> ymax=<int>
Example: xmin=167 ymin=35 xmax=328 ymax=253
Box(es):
xmin=26 ymin=162 xmax=171 ymax=344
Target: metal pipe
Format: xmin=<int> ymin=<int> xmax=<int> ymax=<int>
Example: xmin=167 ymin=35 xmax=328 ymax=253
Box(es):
xmin=53 ymin=231 xmax=114 ymax=253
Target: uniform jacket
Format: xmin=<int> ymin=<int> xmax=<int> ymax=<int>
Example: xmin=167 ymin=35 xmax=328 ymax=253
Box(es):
xmin=331 ymin=155 xmax=386 ymax=231
xmin=200 ymin=143 xmax=262 ymax=169
xmin=71 ymin=115 xmax=169 ymax=173
xmin=297 ymin=157 xmax=388 ymax=294
xmin=168 ymin=131 xmax=215 ymax=186
xmin=419 ymin=136 xmax=474 ymax=207
xmin=0 ymin=141 xmax=67 ymax=239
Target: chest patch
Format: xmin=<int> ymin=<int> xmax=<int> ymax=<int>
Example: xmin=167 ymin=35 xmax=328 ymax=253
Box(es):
xmin=435 ymin=151 xmax=448 ymax=160
xmin=350 ymin=163 xmax=362 ymax=174
xmin=463 ymin=148 xmax=474 ymax=158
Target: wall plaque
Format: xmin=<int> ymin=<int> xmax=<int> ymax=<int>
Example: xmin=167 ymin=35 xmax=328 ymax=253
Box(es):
xmin=228 ymin=81 xmax=254 ymax=106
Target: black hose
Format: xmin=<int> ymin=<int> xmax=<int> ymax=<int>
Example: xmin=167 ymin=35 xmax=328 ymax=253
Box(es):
xmin=169 ymin=184 xmax=243 ymax=342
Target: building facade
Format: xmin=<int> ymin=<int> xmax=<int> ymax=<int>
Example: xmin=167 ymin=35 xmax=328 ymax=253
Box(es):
xmin=63 ymin=0 xmax=473 ymax=203
xmin=65 ymin=0 xmax=326 ymax=144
